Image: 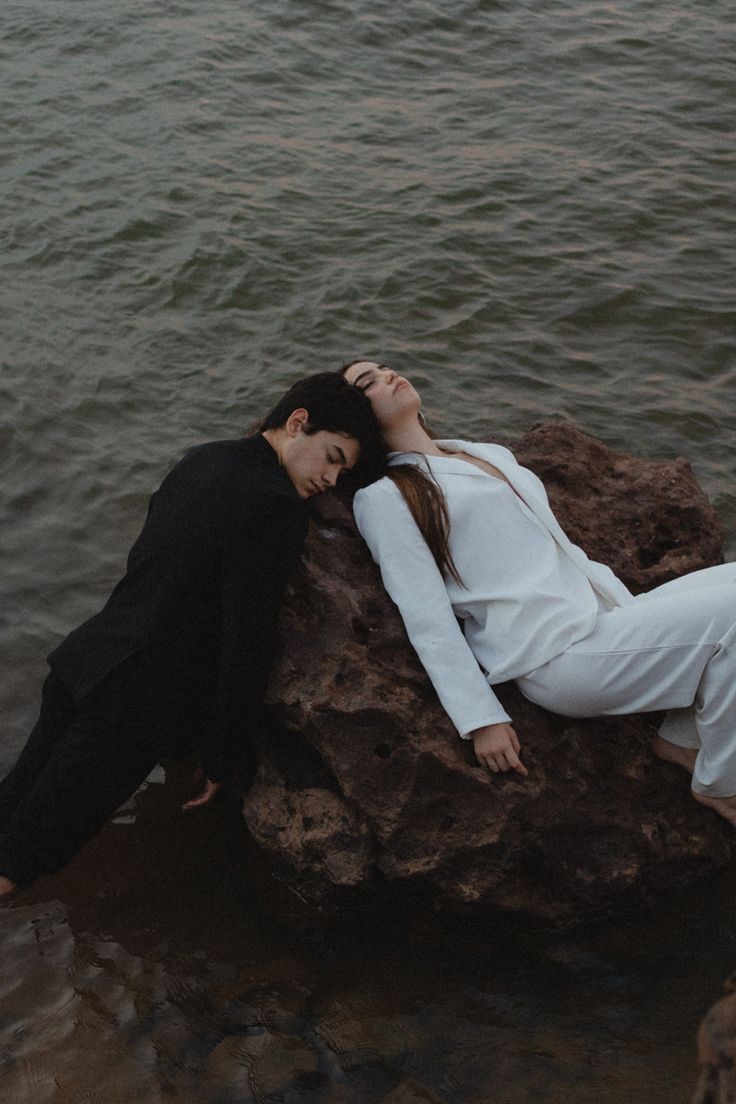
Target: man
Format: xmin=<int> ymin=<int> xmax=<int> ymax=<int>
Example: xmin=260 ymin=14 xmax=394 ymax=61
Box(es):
xmin=0 ymin=372 xmax=384 ymax=899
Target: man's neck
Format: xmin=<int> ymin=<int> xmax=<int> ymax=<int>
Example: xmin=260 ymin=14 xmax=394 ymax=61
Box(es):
xmin=261 ymin=428 xmax=284 ymax=465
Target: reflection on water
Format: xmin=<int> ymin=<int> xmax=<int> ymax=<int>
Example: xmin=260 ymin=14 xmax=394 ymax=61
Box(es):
xmin=1 ymin=764 xmax=730 ymax=1103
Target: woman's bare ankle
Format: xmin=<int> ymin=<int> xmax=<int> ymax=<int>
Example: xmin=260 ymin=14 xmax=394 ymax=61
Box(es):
xmin=652 ymin=734 xmax=698 ymax=774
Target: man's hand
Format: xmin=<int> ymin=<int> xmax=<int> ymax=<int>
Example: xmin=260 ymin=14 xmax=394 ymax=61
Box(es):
xmin=181 ymin=772 xmax=222 ymax=811
xmin=471 ymin=722 xmax=528 ymax=777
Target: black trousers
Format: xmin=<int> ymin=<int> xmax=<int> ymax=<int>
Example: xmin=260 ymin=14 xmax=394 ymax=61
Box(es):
xmin=0 ymin=655 xmax=194 ymax=887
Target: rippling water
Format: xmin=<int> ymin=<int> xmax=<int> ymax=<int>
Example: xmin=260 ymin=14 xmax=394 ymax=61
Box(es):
xmin=2 ymin=1 xmax=736 ymax=1100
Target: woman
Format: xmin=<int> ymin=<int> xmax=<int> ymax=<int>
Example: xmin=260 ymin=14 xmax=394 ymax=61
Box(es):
xmin=343 ymin=359 xmax=736 ymax=827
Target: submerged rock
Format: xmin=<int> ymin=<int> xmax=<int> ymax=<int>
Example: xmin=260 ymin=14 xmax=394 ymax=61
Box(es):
xmin=243 ymin=422 xmax=733 ymax=925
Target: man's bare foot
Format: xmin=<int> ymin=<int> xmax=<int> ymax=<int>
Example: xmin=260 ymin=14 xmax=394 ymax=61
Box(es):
xmin=0 ymin=876 xmax=19 ymax=901
xmin=693 ymin=791 xmax=736 ymax=826
xmin=652 ymin=735 xmax=698 ymax=774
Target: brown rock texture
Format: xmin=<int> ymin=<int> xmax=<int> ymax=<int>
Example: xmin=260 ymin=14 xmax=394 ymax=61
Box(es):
xmin=694 ymin=980 xmax=736 ymax=1104
xmin=243 ymin=422 xmax=733 ymax=925
xmin=515 ymin=422 xmax=723 ymax=594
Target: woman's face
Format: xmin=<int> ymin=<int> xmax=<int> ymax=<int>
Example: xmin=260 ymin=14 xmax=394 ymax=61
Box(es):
xmin=343 ymin=361 xmax=421 ymax=430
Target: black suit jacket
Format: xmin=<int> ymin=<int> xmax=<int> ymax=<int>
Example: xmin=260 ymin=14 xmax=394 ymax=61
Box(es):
xmin=48 ymin=433 xmax=308 ymax=782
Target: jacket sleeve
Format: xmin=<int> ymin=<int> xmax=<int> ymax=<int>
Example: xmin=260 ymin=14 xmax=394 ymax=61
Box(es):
xmin=198 ymin=493 xmax=307 ymax=783
xmin=353 ymin=480 xmax=512 ymax=737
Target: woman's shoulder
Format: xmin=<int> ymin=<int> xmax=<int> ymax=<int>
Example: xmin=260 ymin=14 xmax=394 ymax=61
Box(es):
xmin=353 ymin=477 xmax=418 ymax=538
xmin=353 ymin=475 xmax=404 ymax=509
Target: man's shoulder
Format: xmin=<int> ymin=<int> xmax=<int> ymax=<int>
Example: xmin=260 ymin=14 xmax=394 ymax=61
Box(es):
xmin=175 ymin=435 xmax=293 ymax=496
xmin=159 ymin=435 xmax=305 ymax=538
xmin=183 ymin=434 xmax=273 ymax=469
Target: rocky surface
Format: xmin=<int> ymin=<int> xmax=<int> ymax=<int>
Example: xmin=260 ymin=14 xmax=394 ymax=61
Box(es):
xmin=243 ymin=422 xmax=733 ymax=925
xmin=694 ymin=979 xmax=736 ymax=1104
xmin=514 ymin=422 xmax=723 ymax=594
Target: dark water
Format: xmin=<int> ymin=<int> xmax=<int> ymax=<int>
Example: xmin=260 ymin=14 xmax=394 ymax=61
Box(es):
xmin=3 ymin=768 xmax=735 ymax=1104
xmin=2 ymin=1 xmax=736 ymax=1100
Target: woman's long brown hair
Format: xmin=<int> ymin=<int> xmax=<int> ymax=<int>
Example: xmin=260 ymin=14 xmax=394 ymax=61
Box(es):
xmin=341 ymin=359 xmax=464 ymax=586
xmin=387 ymin=462 xmax=464 ymax=587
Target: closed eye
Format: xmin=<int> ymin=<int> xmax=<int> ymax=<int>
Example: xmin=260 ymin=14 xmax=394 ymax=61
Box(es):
xmin=352 ymin=368 xmax=383 ymax=390
xmin=329 ymin=446 xmax=351 ymax=469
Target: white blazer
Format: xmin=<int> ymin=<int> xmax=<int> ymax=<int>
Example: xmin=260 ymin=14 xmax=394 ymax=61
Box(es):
xmin=353 ymin=439 xmax=634 ymax=737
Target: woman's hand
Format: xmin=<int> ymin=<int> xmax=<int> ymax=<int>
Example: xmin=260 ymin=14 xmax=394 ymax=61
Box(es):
xmin=471 ymin=723 xmax=528 ymax=777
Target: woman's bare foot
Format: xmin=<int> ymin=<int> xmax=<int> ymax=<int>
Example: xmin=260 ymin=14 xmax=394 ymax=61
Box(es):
xmin=652 ymin=735 xmax=698 ymax=774
xmin=692 ymin=791 xmax=736 ymax=826
xmin=0 ymin=876 xmax=19 ymax=901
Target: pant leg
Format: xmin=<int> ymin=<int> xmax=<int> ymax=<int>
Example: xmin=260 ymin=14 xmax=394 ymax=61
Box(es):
xmin=636 ymin=562 xmax=736 ymax=599
xmin=0 ymin=659 xmax=162 ymax=887
xmin=636 ymin=564 xmax=736 ymax=751
xmin=517 ymin=580 xmax=736 ymax=797
xmin=0 ymin=719 xmax=160 ymax=887
xmin=0 ymin=672 xmax=77 ymax=831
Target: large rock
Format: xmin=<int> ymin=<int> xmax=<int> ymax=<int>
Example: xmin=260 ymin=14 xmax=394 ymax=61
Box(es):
xmin=243 ymin=422 xmax=732 ymax=925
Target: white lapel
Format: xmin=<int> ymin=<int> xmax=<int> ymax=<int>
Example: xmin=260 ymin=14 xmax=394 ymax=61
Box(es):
xmin=389 ymin=440 xmax=520 ymax=483
xmin=431 ymin=439 xmax=569 ymax=537
xmin=390 ymin=439 xmax=629 ymax=607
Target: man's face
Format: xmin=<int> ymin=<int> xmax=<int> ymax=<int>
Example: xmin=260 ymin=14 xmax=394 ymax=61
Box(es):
xmin=281 ymin=418 xmax=361 ymax=499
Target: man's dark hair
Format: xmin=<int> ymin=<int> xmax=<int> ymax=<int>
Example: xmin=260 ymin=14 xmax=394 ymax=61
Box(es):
xmin=259 ymin=371 xmax=386 ymax=487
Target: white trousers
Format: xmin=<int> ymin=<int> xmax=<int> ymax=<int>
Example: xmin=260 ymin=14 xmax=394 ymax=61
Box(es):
xmin=516 ymin=563 xmax=736 ymax=797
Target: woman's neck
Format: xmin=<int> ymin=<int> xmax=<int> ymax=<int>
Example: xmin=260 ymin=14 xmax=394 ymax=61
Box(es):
xmin=383 ymin=417 xmax=446 ymax=456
